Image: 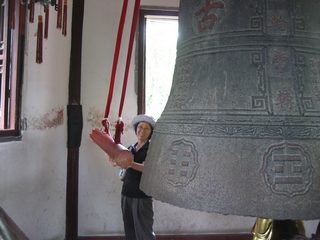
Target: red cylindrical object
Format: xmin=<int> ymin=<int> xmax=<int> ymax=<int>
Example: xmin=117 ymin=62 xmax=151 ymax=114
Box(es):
xmin=90 ymin=128 xmax=133 ymax=168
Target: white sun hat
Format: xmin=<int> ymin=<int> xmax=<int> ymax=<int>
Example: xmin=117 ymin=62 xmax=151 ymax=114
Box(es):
xmin=131 ymin=114 xmax=156 ymax=131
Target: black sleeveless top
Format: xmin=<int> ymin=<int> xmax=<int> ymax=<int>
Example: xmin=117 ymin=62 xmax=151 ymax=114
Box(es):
xmin=121 ymin=141 xmax=151 ymax=198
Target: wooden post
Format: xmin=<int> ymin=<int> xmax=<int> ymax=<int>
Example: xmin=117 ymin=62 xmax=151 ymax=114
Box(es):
xmin=65 ymin=0 xmax=84 ymax=239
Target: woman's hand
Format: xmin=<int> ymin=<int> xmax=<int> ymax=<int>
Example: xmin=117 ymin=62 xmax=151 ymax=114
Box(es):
xmin=114 ymin=150 xmax=134 ymax=169
xmin=106 ymin=154 xmax=118 ymax=167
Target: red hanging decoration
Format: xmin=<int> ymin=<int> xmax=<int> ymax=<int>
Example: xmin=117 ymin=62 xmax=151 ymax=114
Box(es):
xmin=9 ymin=0 xmax=15 ymax=29
xmin=62 ymin=0 xmax=67 ymax=36
xmin=114 ymin=119 xmax=124 ymax=144
xmin=19 ymin=1 xmax=27 ymax=35
xmin=57 ymin=0 xmax=62 ymax=29
xmin=29 ymin=0 xmax=35 ymax=23
xmin=26 ymin=1 xmax=68 ymax=63
xmin=36 ymin=15 xmax=43 ymax=64
xmin=44 ymin=5 xmax=49 ymax=39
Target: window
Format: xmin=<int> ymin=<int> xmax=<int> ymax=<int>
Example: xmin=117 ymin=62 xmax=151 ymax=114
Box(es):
xmin=0 ymin=0 xmax=25 ymax=138
xmin=137 ymin=9 xmax=178 ymax=120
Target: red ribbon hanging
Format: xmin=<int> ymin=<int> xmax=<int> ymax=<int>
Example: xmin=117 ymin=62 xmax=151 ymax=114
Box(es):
xmin=62 ymin=0 xmax=67 ymax=36
xmin=9 ymin=0 xmax=15 ymax=29
xmin=36 ymin=15 xmax=43 ymax=63
xmin=102 ymin=0 xmax=128 ymax=135
xmin=57 ymin=0 xmax=62 ymax=29
xmin=44 ymin=5 xmax=49 ymax=39
xmin=36 ymin=15 xmax=43 ymax=64
xmin=29 ymin=0 xmax=35 ymax=23
xmin=19 ymin=1 xmax=27 ymax=35
xmin=114 ymin=0 xmax=141 ymax=144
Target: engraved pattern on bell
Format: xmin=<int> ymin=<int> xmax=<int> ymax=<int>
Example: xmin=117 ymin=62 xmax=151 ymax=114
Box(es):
xmin=165 ymin=138 xmax=199 ymax=187
xmin=261 ymin=142 xmax=313 ymax=198
xmin=140 ymin=0 xmax=320 ymax=220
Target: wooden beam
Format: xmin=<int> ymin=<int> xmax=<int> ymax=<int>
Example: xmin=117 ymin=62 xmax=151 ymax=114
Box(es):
xmin=0 ymin=207 xmax=30 ymax=240
xmin=78 ymin=233 xmax=253 ymax=240
xmin=66 ymin=0 xmax=85 ymax=239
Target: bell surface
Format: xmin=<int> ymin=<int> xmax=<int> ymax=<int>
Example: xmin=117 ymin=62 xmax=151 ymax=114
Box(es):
xmin=140 ymin=0 xmax=320 ymax=220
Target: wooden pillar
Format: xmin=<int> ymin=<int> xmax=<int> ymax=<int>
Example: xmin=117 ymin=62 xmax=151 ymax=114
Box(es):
xmin=65 ymin=0 xmax=84 ymax=239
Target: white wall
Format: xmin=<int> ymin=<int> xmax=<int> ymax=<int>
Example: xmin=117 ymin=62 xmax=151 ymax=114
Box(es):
xmin=0 ymin=0 xmax=318 ymax=239
xmin=0 ymin=1 xmax=72 ymax=240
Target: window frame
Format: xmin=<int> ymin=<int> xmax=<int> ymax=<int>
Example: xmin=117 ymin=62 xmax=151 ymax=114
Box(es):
xmin=137 ymin=8 xmax=179 ymax=114
xmin=0 ymin=0 xmax=25 ymax=140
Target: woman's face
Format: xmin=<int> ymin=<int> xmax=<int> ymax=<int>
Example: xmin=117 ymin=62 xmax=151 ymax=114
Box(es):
xmin=136 ymin=121 xmax=152 ymax=142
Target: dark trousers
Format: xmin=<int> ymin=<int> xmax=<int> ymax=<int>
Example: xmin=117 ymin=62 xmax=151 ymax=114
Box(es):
xmin=121 ymin=195 xmax=156 ymax=240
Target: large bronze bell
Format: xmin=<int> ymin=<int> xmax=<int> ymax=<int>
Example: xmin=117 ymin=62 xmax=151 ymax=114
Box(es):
xmin=140 ymin=0 xmax=320 ymax=220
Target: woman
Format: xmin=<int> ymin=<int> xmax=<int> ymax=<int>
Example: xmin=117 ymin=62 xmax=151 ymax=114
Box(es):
xmin=121 ymin=114 xmax=156 ymax=240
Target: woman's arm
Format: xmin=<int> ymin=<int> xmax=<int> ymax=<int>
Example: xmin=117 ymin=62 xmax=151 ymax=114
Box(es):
xmin=129 ymin=161 xmax=144 ymax=172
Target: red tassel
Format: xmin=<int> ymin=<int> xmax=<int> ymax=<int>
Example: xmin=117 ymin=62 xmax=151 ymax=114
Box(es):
xmin=114 ymin=119 xmax=124 ymax=144
xmin=19 ymin=2 xmax=27 ymax=34
xmin=9 ymin=0 xmax=15 ymax=29
xmin=44 ymin=5 xmax=49 ymax=39
xmin=62 ymin=0 xmax=67 ymax=36
xmin=29 ymin=0 xmax=35 ymax=23
xmin=57 ymin=0 xmax=62 ymax=29
xmin=101 ymin=118 xmax=110 ymax=135
xmin=36 ymin=15 xmax=43 ymax=64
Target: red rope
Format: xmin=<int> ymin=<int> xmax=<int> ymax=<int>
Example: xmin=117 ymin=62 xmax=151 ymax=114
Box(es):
xmin=19 ymin=1 xmax=26 ymax=35
xmin=9 ymin=0 xmax=15 ymax=29
xmin=44 ymin=5 xmax=49 ymax=39
xmin=57 ymin=0 xmax=62 ymax=29
xmin=62 ymin=0 xmax=68 ymax=36
xmin=29 ymin=0 xmax=35 ymax=23
xmin=114 ymin=0 xmax=141 ymax=144
xmin=36 ymin=15 xmax=43 ymax=64
xmin=103 ymin=0 xmax=128 ymax=134
xmin=118 ymin=0 xmax=140 ymax=118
